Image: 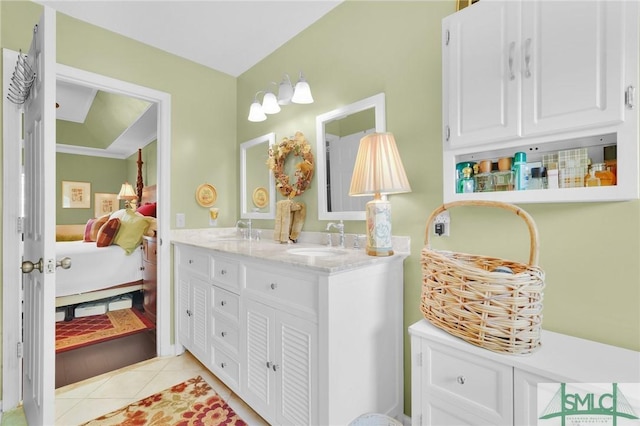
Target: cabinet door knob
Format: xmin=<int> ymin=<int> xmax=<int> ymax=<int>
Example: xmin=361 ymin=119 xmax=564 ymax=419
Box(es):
xmin=457 ymin=375 xmax=466 ymax=385
xmin=508 ymin=41 xmax=516 ymax=81
xmin=221 ymin=362 xmax=226 ymax=369
xmin=270 ymin=282 xmax=277 ymax=290
xmin=220 ymin=300 xmax=226 ymax=306
xmin=272 ymin=363 xmax=279 ymax=372
xmin=266 ymin=361 xmax=272 ymax=369
xmin=221 ymin=331 xmax=227 ymax=337
xmin=221 ymin=269 xmax=227 ymax=275
xmin=188 ymin=259 xmax=194 ymax=264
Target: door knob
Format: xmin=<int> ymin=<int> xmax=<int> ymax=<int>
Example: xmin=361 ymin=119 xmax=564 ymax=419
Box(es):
xmin=57 ymin=257 xmax=72 ymax=269
xmin=21 ymin=258 xmax=43 ymax=274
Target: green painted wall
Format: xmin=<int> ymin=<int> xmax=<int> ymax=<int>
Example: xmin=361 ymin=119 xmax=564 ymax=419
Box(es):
xmin=56 ymin=153 xmax=127 ymax=224
xmin=237 ymin=1 xmax=640 ymax=416
xmin=1 ymin=0 xmax=639 ymax=417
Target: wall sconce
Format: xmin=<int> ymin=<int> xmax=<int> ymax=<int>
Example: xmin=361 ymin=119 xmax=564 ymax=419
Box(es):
xmin=248 ymin=71 xmax=314 ymax=122
xmin=117 ymin=181 xmax=138 ymax=209
xmin=349 ymin=132 xmax=411 ymax=257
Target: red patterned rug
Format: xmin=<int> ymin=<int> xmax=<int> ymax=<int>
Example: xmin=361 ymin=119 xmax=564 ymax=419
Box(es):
xmin=56 ymin=308 xmax=154 ymax=353
xmin=81 ymin=375 xmax=247 ymax=425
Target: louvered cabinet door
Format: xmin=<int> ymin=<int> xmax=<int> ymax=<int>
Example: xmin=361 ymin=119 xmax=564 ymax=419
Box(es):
xmin=275 ymin=310 xmax=317 ymax=426
xmin=243 ymin=299 xmax=276 ymax=421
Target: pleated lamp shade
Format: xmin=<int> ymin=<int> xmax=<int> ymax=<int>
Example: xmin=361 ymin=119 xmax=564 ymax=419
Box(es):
xmin=349 ymin=132 xmax=411 ymax=197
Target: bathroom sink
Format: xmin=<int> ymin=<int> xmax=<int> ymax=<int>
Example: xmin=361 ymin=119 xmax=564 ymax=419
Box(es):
xmin=287 ymin=247 xmax=347 ymax=257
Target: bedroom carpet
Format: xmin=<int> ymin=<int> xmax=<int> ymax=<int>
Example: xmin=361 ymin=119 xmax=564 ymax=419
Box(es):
xmin=56 ymin=307 xmax=154 ymax=353
xmin=80 ymin=375 xmax=248 ymax=426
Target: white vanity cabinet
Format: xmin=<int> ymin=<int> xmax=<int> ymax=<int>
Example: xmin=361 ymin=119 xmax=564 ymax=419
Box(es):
xmin=173 ymin=241 xmax=406 ymax=426
xmin=442 ymin=0 xmax=639 ymax=203
xmin=210 ymin=256 xmax=241 ymax=392
xmin=410 ymin=319 xmax=640 ymax=426
xmin=175 ymin=245 xmax=211 ymax=365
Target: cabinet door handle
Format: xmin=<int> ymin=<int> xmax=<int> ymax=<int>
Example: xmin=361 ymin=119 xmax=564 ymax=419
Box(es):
xmin=508 ymin=41 xmax=516 ymax=81
xmin=456 ymin=375 xmax=466 ymax=385
xmin=221 ymin=331 xmax=227 ymax=337
xmin=221 ymin=269 xmax=227 ymax=275
xmin=524 ymin=38 xmax=532 ymax=78
xmin=270 ymin=282 xmax=277 ymax=290
xmin=186 ymin=309 xmax=192 ymax=317
xmin=221 ymin=362 xmax=226 ymax=369
xmin=220 ymin=300 xmax=226 ymax=306
xmin=272 ymin=364 xmax=279 ymax=372
xmin=188 ymin=259 xmax=194 ymax=264
xmin=266 ymin=361 xmax=272 ymax=369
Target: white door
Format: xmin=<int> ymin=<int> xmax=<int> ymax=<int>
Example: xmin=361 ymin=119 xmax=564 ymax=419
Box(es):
xmin=521 ymin=0 xmax=625 ymax=136
xmin=21 ymin=8 xmax=56 ymax=425
xmin=443 ymin=0 xmax=520 ymax=148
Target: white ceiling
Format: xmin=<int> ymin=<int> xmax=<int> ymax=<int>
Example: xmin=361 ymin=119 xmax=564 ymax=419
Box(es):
xmin=38 ymin=0 xmax=343 ymax=77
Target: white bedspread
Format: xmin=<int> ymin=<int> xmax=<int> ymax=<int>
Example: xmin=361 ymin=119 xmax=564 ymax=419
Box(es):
xmin=55 ymin=241 xmax=143 ymax=297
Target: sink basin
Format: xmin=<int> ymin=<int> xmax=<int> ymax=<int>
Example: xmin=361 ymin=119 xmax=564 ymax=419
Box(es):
xmin=287 ymin=247 xmax=347 ymax=257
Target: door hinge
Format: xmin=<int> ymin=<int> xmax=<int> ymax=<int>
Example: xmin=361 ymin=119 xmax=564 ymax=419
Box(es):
xmin=625 ymin=85 xmax=635 ymax=109
xmin=17 ymin=217 xmax=24 ymax=233
xmin=17 ymin=342 xmax=23 ymax=358
xmin=445 ymin=29 xmax=450 ymax=46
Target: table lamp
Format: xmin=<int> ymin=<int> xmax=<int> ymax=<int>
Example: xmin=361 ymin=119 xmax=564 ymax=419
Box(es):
xmin=117 ymin=181 xmax=138 ymax=209
xmin=349 ymin=132 xmax=411 ymax=256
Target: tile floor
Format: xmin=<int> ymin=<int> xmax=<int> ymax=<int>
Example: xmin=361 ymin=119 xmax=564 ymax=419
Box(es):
xmin=52 ymin=351 xmax=268 ymax=425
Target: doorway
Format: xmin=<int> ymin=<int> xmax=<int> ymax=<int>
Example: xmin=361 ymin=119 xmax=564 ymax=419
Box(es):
xmin=2 ymin=54 xmax=174 ymax=410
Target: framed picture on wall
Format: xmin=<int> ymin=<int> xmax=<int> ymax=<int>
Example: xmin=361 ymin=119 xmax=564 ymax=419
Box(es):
xmin=61 ymin=181 xmax=91 ymax=209
xmin=456 ymin=0 xmax=479 ymax=11
xmin=94 ymin=192 xmax=117 ymax=217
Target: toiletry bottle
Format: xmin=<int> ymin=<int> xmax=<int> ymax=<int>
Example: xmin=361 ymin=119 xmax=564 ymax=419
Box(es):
xmin=513 ymin=152 xmax=529 ymax=190
xmin=528 ymin=167 xmax=547 ymax=190
xmin=460 ymin=166 xmax=475 ymax=193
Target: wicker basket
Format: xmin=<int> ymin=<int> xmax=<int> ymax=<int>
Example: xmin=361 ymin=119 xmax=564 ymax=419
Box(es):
xmin=421 ymin=200 xmax=545 ymax=355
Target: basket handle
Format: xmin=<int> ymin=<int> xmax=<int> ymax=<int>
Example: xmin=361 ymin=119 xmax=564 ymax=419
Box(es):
xmin=424 ymin=200 xmax=539 ymax=266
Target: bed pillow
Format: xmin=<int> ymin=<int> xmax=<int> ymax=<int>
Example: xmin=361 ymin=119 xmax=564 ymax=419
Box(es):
xmin=113 ymin=209 xmax=150 ymax=254
xmin=96 ymin=218 xmax=121 ymax=247
xmin=136 ymin=202 xmax=156 ymax=218
xmin=83 ymin=214 xmax=110 ymax=242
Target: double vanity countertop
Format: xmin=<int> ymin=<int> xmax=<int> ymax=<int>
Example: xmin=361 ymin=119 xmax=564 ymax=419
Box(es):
xmin=171 ymin=228 xmax=410 ymax=273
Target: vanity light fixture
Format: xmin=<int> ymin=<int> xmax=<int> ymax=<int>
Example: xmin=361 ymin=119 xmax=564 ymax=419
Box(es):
xmin=249 ymin=71 xmax=314 ymax=122
xmin=117 ymin=181 xmax=138 ymax=209
xmin=248 ymin=91 xmax=267 ymax=122
xmin=349 ymin=132 xmax=411 ymax=257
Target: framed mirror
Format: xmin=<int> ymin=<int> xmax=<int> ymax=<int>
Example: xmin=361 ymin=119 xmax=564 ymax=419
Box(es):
xmin=316 ymin=93 xmax=386 ymax=220
xmin=240 ymin=132 xmax=276 ymax=219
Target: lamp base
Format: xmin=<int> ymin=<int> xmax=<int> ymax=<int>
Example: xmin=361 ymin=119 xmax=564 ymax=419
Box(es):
xmin=364 ymin=197 xmax=394 ymax=257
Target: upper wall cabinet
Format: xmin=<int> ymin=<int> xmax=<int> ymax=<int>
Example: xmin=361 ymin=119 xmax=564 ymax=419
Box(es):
xmin=442 ymin=0 xmax=639 ymax=203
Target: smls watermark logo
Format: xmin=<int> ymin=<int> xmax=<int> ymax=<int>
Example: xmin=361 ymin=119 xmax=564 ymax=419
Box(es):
xmin=538 ymin=383 xmax=640 ymax=425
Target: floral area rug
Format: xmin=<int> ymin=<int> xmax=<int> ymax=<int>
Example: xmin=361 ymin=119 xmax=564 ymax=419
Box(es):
xmin=81 ymin=375 xmax=247 ymax=426
xmin=56 ymin=308 xmax=154 ymax=353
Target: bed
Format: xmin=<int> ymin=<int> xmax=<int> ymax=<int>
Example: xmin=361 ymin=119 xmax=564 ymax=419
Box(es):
xmin=55 ymin=184 xmax=157 ymax=309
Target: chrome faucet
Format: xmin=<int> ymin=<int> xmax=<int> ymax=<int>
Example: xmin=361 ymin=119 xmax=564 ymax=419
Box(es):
xmin=236 ymin=219 xmax=252 ymax=240
xmin=326 ymin=220 xmax=345 ymax=248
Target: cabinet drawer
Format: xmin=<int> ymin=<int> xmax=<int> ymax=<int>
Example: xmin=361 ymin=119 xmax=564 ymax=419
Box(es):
xmin=212 ymin=286 xmax=239 ymax=321
xmin=245 ymin=266 xmax=317 ymax=314
xmin=142 ymin=237 xmax=157 ymax=263
xmin=212 ymin=314 xmax=239 ymax=354
xmin=212 ymin=257 xmax=239 ymax=289
xmin=425 ymin=343 xmax=513 ymax=420
xmin=177 ymin=245 xmax=210 ymax=278
xmin=211 ymin=346 xmax=239 ymax=391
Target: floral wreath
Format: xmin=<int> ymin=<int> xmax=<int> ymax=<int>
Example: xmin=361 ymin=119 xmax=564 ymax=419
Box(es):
xmin=267 ymin=131 xmax=314 ymax=199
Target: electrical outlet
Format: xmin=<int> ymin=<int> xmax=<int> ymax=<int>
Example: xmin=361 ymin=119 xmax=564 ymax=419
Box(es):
xmin=176 ymin=213 xmax=185 ymax=228
xmin=433 ymin=211 xmax=450 ymax=236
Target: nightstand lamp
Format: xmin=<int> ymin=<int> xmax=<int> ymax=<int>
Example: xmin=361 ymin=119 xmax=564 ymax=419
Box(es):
xmin=117 ymin=181 xmax=138 ymax=209
xmin=349 ymin=132 xmax=411 ymax=256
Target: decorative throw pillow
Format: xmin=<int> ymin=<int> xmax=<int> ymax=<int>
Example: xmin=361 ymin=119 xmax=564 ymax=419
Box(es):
xmin=113 ymin=209 xmax=150 ymax=254
xmin=136 ymin=202 xmax=156 ymax=218
xmin=96 ymin=218 xmax=121 ymax=247
xmin=83 ymin=214 xmax=110 ymax=242
xmin=110 ymin=209 xmax=128 ymax=220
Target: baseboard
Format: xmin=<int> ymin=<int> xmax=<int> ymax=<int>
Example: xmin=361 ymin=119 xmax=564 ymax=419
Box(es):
xmin=401 ymin=413 xmax=411 ymax=425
